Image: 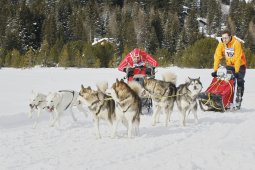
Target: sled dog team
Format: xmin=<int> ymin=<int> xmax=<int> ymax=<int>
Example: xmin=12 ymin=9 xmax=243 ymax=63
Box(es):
xmin=29 ymin=72 xmax=203 ymax=138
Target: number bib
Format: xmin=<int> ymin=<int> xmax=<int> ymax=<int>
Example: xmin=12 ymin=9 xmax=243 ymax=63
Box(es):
xmin=225 ymin=48 xmax=234 ymax=58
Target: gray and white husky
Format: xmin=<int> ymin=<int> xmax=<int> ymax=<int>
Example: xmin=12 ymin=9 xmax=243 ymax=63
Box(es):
xmin=106 ymin=79 xmax=141 ymax=138
xmin=29 ymin=91 xmax=48 ymax=128
xmin=46 ymin=90 xmax=87 ymax=127
xmin=143 ymin=72 xmax=177 ymax=127
xmin=79 ymin=84 xmax=116 ymax=139
xmin=176 ymin=77 xmax=203 ymax=126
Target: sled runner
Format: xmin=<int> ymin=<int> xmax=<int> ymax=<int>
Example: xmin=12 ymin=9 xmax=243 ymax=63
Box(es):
xmin=198 ymin=67 xmax=236 ymax=112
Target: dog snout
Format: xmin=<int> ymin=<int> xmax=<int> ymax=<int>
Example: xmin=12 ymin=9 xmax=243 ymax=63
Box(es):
xmin=194 ymin=86 xmax=197 ymax=90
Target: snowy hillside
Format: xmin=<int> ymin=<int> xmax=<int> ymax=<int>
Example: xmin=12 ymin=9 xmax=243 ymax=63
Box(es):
xmin=0 ymin=67 xmax=255 ymax=170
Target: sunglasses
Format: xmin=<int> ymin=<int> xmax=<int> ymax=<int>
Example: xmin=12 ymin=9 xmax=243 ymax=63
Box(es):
xmin=222 ymin=36 xmax=229 ymax=40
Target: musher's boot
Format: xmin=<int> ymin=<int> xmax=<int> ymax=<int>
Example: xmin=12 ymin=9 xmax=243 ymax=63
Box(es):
xmin=235 ymin=87 xmax=243 ymax=110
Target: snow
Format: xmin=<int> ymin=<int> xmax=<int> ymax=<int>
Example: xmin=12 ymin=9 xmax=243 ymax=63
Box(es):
xmin=0 ymin=67 xmax=255 ymax=170
xmin=221 ymin=3 xmax=230 ymax=16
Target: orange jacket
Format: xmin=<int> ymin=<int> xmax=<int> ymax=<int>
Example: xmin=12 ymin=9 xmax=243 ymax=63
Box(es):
xmin=214 ymin=36 xmax=247 ymax=73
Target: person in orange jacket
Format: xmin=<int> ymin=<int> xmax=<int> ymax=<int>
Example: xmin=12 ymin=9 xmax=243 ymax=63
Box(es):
xmin=212 ymin=29 xmax=247 ymax=109
xmin=118 ymin=48 xmax=158 ymax=81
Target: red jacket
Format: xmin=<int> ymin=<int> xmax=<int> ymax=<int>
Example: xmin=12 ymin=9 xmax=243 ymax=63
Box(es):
xmin=118 ymin=48 xmax=158 ymax=72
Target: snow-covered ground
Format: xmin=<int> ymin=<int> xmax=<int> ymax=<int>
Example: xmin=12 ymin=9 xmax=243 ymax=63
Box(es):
xmin=0 ymin=67 xmax=255 ymax=170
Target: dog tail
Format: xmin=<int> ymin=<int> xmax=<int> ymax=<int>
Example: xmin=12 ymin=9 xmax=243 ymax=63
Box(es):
xmin=96 ymin=81 xmax=108 ymax=93
xmin=162 ymin=71 xmax=177 ymax=85
xmin=128 ymin=81 xmax=147 ymax=97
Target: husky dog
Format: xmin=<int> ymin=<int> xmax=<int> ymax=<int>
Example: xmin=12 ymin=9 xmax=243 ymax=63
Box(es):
xmin=46 ymin=90 xmax=87 ymax=127
xmin=176 ymin=77 xmax=203 ymax=126
xmin=106 ymin=79 xmax=141 ymax=138
xmin=29 ymin=91 xmax=48 ymax=128
xmin=143 ymin=72 xmax=177 ymax=127
xmin=79 ymin=84 xmax=115 ymax=138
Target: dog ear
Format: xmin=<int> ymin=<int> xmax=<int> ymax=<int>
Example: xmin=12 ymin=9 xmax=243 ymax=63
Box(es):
xmin=81 ymin=84 xmax=84 ymax=89
xmin=116 ymin=78 xmax=119 ymax=83
xmin=88 ymin=86 xmax=91 ymax=90
xmin=33 ymin=90 xmax=38 ymax=96
xmin=46 ymin=92 xmax=51 ymax=99
xmin=120 ymin=79 xmax=124 ymax=82
xmin=185 ymin=77 xmax=191 ymax=83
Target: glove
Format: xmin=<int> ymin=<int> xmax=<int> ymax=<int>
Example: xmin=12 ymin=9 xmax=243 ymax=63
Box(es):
xmin=123 ymin=68 xmax=127 ymax=72
xmin=211 ymin=71 xmax=217 ymax=77
xmin=127 ymin=70 xmax=133 ymax=77
xmin=234 ymin=73 xmax=239 ymax=79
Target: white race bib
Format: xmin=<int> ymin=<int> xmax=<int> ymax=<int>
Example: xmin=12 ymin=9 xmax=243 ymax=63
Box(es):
xmin=134 ymin=62 xmax=145 ymax=67
xmin=225 ymin=48 xmax=234 ymax=58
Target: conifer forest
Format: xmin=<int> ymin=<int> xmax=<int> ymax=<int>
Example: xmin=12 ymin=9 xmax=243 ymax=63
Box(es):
xmin=0 ymin=0 xmax=254 ymax=68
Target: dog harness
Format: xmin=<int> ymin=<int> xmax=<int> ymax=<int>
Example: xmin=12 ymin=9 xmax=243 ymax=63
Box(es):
xmin=58 ymin=90 xmax=75 ymax=110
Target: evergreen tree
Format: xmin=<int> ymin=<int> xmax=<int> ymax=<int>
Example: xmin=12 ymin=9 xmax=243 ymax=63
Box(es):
xmin=185 ymin=8 xmax=199 ymax=46
xmin=48 ymin=45 xmax=59 ymax=66
xmin=59 ymin=44 xmax=71 ymax=67
xmin=94 ymin=42 xmax=114 ymax=67
xmin=163 ymin=12 xmax=180 ymax=55
xmin=95 ymin=4 xmax=110 ymax=38
xmin=10 ymin=49 xmax=21 ymax=67
xmin=179 ymin=38 xmax=218 ymax=68
xmin=42 ymin=14 xmax=57 ymax=47
xmin=82 ymin=43 xmax=100 ymax=67
xmin=150 ymin=9 xmax=164 ymax=48
xmin=18 ymin=1 xmax=44 ymax=52
xmin=56 ymin=0 xmax=73 ymax=42
xmin=23 ymin=47 xmax=35 ymax=67
xmin=5 ymin=15 xmax=21 ymax=51
xmin=176 ymin=29 xmax=187 ymax=53
xmin=37 ymin=39 xmax=50 ymax=66
xmin=0 ymin=0 xmax=10 ymax=49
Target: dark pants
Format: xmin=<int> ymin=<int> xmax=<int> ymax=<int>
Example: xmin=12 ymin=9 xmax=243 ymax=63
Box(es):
xmin=226 ymin=65 xmax=246 ymax=97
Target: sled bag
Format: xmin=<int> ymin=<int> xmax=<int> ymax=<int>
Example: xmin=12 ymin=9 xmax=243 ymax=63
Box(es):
xmin=205 ymin=77 xmax=235 ymax=108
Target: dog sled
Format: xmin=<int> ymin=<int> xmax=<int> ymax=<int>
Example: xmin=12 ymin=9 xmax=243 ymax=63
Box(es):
xmin=198 ymin=67 xmax=236 ymax=112
xmin=125 ymin=66 xmax=155 ymax=113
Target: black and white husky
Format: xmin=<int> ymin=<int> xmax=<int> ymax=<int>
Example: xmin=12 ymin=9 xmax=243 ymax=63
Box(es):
xmin=176 ymin=77 xmax=203 ymax=126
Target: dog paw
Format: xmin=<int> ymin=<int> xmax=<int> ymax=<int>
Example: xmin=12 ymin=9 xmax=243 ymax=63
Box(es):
xmin=180 ymin=123 xmax=186 ymax=127
xmin=32 ymin=123 xmax=37 ymax=129
xmin=96 ymin=135 xmax=102 ymax=139
xmin=110 ymin=133 xmax=117 ymax=139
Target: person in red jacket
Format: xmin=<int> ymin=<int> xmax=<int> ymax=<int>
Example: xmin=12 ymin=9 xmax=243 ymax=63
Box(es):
xmin=118 ymin=48 xmax=158 ymax=81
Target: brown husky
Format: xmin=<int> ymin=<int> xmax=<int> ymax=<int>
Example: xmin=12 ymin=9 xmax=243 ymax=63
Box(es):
xmin=79 ymin=85 xmax=115 ymax=138
xmin=106 ymin=79 xmax=141 ymax=138
xmin=143 ymin=72 xmax=177 ymax=127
